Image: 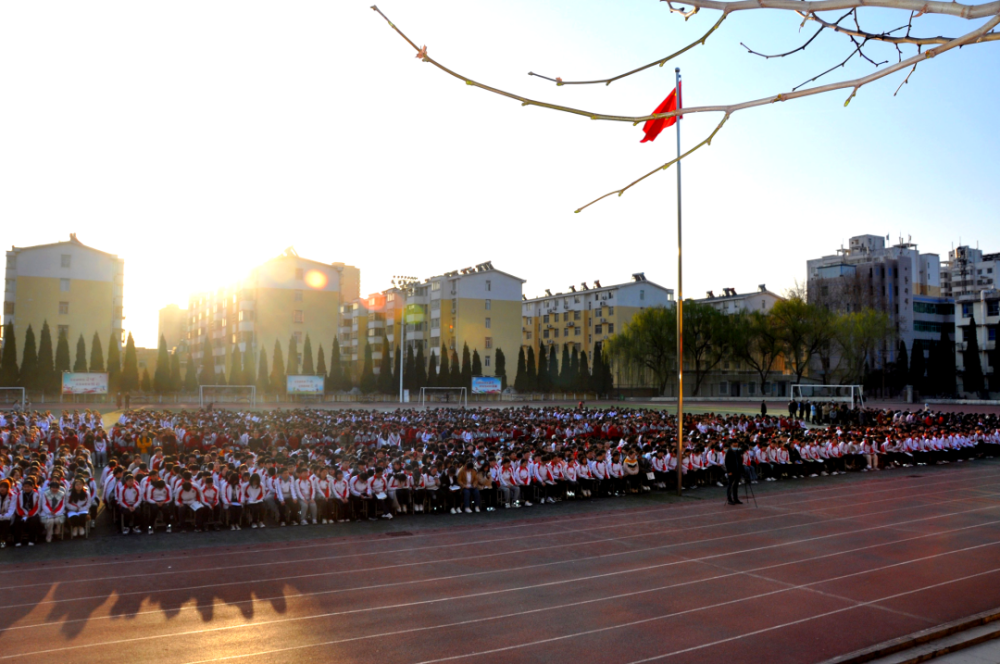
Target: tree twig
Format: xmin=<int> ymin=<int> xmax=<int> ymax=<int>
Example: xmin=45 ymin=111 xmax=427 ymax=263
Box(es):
xmin=529 ymin=14 xmax=727 ymax=86
xmin=661 ymin=0 xmax=1000 ymax=20
xmin=742 ymin=25 xmax=826 ymax=58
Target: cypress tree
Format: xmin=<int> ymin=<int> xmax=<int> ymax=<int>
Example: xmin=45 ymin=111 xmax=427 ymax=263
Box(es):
xmin=525 ymin=346 xmax=537 ymax=392
xmin=460 ymin=342 xmax=472 ymax=389
xmin=199 ymin=337 xmax=216 ymax=386
xmin=935 ymin=326 xmax=957 ymax=396
xmin=495 ymin=347 xmax=507 ymax=389
xmin=169 ymin=351 xmax=182 ymax=392
xmin=426 ymin=349 xmax=439 ymax=388
xmin=592 ymin=343 xmax=606 ymax=395
xmin=559 ymin=344 xmax=571 ymax=389
xmin=54 ymin=326 xmax=71 ymax=394
xmin=0 ymin=322 xmax=18 ymax=387
xmin=39 ymin=322 xmax=57 ymax=393
xmin=287 ymin=336 xmax=299 ymax=376
xmin=89 ymin=332 xmax=104 ymax=373
xmin=360 ymin=342 xmax=376 ymax=394
xmin=438 ymin=343 xmax=451 ymax=387
xmin=377 ymin=338 xmax=394 ymax=394
xmin=121 ymin=332 xmax=139 ymax=392
xmin=990 ymin=334 xmax=1000 ymax=394
xmin=18 ymin=325 xmax=37 ymax=390
xmin=600 ymin=343 xmax=614 ymax=394
xmin=270 ymin=340 xmax=286 ymax=393
xmin=910 ymin=339 xmax=927 ymax=394
xmin=229 ymin=344 xmax=243 ymax=386
xmin=316 ymin=344 xmax=327 ymax=378
xmin=537 ymin=344 xmax=551 ymax=392
xmin=449 ymin=349 xmax=461 ymax=387
xmin=107 ymin=335 xmax=121 ymax=393
xmin=471 ymin=349 xmax=482 ymax=377
xmin=329 ymin=338 xmax=343 ymax=392
xmin=256 ymin=348 xmax=270 ymax=394
xmin=896 ymin=340 xmax=909 ymax=388
xmin=514 ymin=347 xmax=527 ymax=391
xmin=962 ymin=315 xmax=985 ymax=395
xmin=73 ymin=335 xmax=88 ymax=373
xmin=140 ymin=367 xmax=152 ymax=393
xmin=548 ymin=343 xmax=559 ymax=389
xmin=184 ymin=352 xmax=198 ymax=392
xmin=569 ymin=345 xmax=580 ymax=390
xmin=154 ymin=335 xmax=171 ymax=393
xmin=414 ymin=344 xmax=428 ymax=389
xmin=404 ymin=346 xmax=417 ymax=392
xmin=243 ymin=343 xmax=257 ymax=385
xmin=302 ymin=335 xmax=314 ymax=375
xmin=392 ymin=344 xmax=401 ymax=391
xmin=578 ymin=347 xmax=591 ymax=392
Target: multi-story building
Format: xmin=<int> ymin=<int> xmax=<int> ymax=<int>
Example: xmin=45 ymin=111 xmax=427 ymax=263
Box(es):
xmin=696 ymin=285 xmax=783 ymax=315
xmin=521 ymin=273 xmax=673 ymax=381
xmin=186 ymin=248 xmax=360 ymax=378
xmin=3 ymin=234 xmax=124 ymax=358
xmin=158 ymin=304 xmax=188 ymax=354
xmin=398 ymin=262 xmax=523 ymax=378
xmin=337 ymin=289 xmax=406 ymax=382
xmin=941 ymin=245 xmax=1000 ymax=299
xmin=955 ymin=289 xmax=999 ymax=395
xmin=806 ymin=234 xmax=952 ymax=371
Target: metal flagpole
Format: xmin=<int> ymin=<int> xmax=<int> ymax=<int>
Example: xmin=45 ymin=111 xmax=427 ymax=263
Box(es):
xmin=675 ymin=67 xmax=684 ymax=497
xmin=400 ymin=306 xmax=406 ymax=404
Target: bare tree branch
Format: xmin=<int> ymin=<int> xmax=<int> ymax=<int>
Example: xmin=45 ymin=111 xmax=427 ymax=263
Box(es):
xmin=742 ymin=25 xmax=827 ymax=58
xmin=802 ymin=10 xmax=1000 ymax=44
xmin=528 ymin=14 xmax=727 ymax=86
xmin=663 ymin=0 xmax=1000 ymax=20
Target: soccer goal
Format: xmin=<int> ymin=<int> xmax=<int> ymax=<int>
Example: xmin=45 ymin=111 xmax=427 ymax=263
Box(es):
xmin=419 ymin=387 xmax=468 ymax=408
xmin=791 ymin=384 xmax=865 ymax=409
xmin=0 ymin=387 xmax=25 ymax=409
xmin=199 ymin=385 xmax=256 ymax=408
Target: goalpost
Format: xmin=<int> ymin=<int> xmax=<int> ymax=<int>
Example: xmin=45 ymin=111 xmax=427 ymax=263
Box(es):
xmin=419 ymin=387 xmax=468 ymax=408
xmin=0 ymin=387 xmax=26 ymax=409
xmin=199 ymin=385 xmax=256 ymax=408
xmin=791 ymin=384 xmax=865 ymax=409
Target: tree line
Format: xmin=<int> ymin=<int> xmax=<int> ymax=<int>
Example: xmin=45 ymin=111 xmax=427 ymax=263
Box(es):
xmin=599 ymin=297 xmax=955 ymax=397
xmin=511 ymin=343 xmax=613 ymax=395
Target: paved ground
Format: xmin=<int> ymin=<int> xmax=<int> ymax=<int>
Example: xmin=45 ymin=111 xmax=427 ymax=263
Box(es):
xmin=1 ymin=459 xmax=999 ymax=664
xmin=934 ymin=639 xmax=1000 ymax=663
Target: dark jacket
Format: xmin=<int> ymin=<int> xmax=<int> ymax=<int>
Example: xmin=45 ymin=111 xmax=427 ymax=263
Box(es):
xmin=724 ymin=448 xmax=744 ymax=475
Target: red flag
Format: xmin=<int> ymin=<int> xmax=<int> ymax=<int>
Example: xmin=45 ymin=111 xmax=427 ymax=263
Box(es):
xmin=640 ymin=82 xmax=682 ymax=143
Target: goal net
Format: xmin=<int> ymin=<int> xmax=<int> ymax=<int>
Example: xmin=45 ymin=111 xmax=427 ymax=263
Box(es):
xmin=199 ymin=385 xmax=256 ymax=408
xmin=791 ymin=384 xmax=864 ymax=408
xmin=420 ymin=387 xmax=468 ymax=408
xmin=0 ymin=387 xmax=25 ymax=409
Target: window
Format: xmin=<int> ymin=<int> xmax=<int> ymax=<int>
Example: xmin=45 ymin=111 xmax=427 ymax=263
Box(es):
xmin=719 ymin=381 xmax=729 ymax=396
xmin=3 ymin=302 xmax=13 ymax=315
xmin=526 ymin=331 xmax=532 ymax=340
xmin=554 ymin=329 xmax=560 ymax=338
xmin=563 ymin=312 xmax=569 ymax=321
xmin=294 ymin=310 xmax=304 ymax=323
xmin=485 ymin=337 xmax=493 ymax=349
xmin=607 ymin=306 xmax=614 ymax=315
xmin=59 ymin=301 xmax=69 ymax=315
xmin=762 ymin=299 xmax=766 ymax=310
xmin=543 ymin=314 xmax=549 ymax=323
xmin=989 ymin=328 xmax=996 ymax=341
xmin=295 ymin=290 xmax=303 ymax=302
xmin=575 ymin=328 xmax=581 ymax=336
xmin=526 ymin=316 xmax=532 ymax=324
xmin=486 ymin=280 xmax=491 ymax=292
xmin=608 ymin=323 xmax=614 ymax=334
xmin=574 ymin=311 xmax=581 ymax=320
xmin=60 ymin=278 xmax=70 ymax=292
xmin=431 ymin=281 xmax=441 ymax=291
xmin=962 ymin=303 xmax=972 ymax=317
xmin=485 ymin=299 xmax=491 ymax=310
xmin=57 ymin=324 xmax=69 ymax=339
xmin=295 ymin=268 xmax=304 ymax=280
xmin=485 ymin=317 xmax=491 ymax=329
xmin=543 ymin=329 xmax=549 ymax=339
xmin=640 ymin=289 xmax=645 ymax=301
xmin=595 ymin=325 xmax=603 ymax=334
xmin=61 ymin=254 xmax=71 ymax=268
xmin=988 ymin=301 xmax=999 ymax=317
xmin=484 ymin=355 xmax=491 ymax=367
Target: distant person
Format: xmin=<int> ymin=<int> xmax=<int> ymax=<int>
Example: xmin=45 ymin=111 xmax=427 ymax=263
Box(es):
xmin=760 ymin=400 xmax=767 ymax=417
xmin=116 ymin=391 xmax=123 ymax=409
xmin=725 ymin=441 xmax=744 ymax=506
xmin=124 ymin=392 xmax=131 ymax=410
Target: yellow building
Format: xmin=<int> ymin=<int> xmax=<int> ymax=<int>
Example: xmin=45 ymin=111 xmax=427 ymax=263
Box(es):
xmin=404 ymin=262 xmax=524 ymax=378
xmin=3 ymin=234 xmax=124 ymax=359
xmin=522 ymin=273 xmax=673 ymax=375
xmin=186 ymin=248 xmax=360 ymax=379
xmin=157 ymin=304 xmax=188 ymax=353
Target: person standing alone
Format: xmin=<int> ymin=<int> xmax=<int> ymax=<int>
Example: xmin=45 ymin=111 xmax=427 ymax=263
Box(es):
xmin=725 ymin=441 xmax=744 ymax=506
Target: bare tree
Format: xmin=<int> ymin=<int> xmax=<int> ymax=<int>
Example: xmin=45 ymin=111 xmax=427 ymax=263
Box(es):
xmin=371 ymin=3 xmax=998 ymax=211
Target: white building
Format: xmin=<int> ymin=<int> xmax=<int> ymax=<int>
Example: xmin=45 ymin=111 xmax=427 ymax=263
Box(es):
xmin=942 ymin=245 xmax=1000 ymax=299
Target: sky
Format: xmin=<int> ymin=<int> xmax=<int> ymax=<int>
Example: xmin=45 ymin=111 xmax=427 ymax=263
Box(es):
xmin=1 ymin=1 xmax=997 ymax=348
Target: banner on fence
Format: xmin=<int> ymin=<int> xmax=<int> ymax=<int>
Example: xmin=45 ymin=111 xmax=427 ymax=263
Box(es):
xmin=286 ymin=375 xmax=324 ymax=395
xmin=471 ymin=376 xmax=502 ymax=394
xmin=62 ymin=373 xmax=109 ymax=395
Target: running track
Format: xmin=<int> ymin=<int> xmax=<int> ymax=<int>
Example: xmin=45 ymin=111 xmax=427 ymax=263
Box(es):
xmin=2 ymin=463 xmax=1000 ymax=664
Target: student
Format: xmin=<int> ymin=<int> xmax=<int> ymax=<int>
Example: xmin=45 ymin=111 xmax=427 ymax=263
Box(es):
xmin=294 ymin=469 xmax=318 ymax=525
xmin=0 ymin=480 xmax=15 ymax=547
xmin=40 ymin=478 xmax=67 ymax=543
xmin=146 ymin=479 xmax=174 ymax=534
xmin=14 ymin=478 xmax=43 ymax=546
xmin=117 ymin=474 xmax=143 ymax=535
xmin=201 ymin=476 xmax=222 ymax=531
xmin=457 ymin=461 xmax=480 ymax=514
xmin=175 ymin=480 xmax=206 ymax=532
xmin=244 ymin=473 xmax=266 ymax=528
xmin=274 ymin=468 xmax=299 ymax=526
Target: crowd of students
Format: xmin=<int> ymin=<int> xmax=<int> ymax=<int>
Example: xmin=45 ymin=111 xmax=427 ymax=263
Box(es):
xmin=0 ymin=404 xmax=998 ymax=547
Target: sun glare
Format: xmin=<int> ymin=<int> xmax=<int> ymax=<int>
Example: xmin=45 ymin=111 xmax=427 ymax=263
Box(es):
xmin=304 ymin=269 xmax=328 ymax=290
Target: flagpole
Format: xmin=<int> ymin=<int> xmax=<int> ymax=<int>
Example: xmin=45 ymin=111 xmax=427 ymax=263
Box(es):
xmin=675 ymin=67 xmax=684 ymax=498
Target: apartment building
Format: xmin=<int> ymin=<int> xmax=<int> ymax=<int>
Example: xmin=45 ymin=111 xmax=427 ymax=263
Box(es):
xmin=521 ymin=273 xmax=673 ymax=377
xmin=3 ymin=234 xmax=124 ymax=357
xmin=955 ymin=289 xmax=999 ymax=395
xmin=158 ymin=304 xmax=188 ymax=354
xmin=186 ymin=248 xmax=360 ymax=377
xmin=942 ymin=245 xmax=1000 ymax=299
xmin=696 ymin=285 xmax=783 ymax=315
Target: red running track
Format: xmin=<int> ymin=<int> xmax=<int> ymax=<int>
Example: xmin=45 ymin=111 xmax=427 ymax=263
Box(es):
xmin=1 ymin=464 xmax=1000 ymax=664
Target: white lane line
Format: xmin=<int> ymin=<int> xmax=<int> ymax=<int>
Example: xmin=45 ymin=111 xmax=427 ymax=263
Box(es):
xmin=3 ymin=503 xmax=999 ymax=659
